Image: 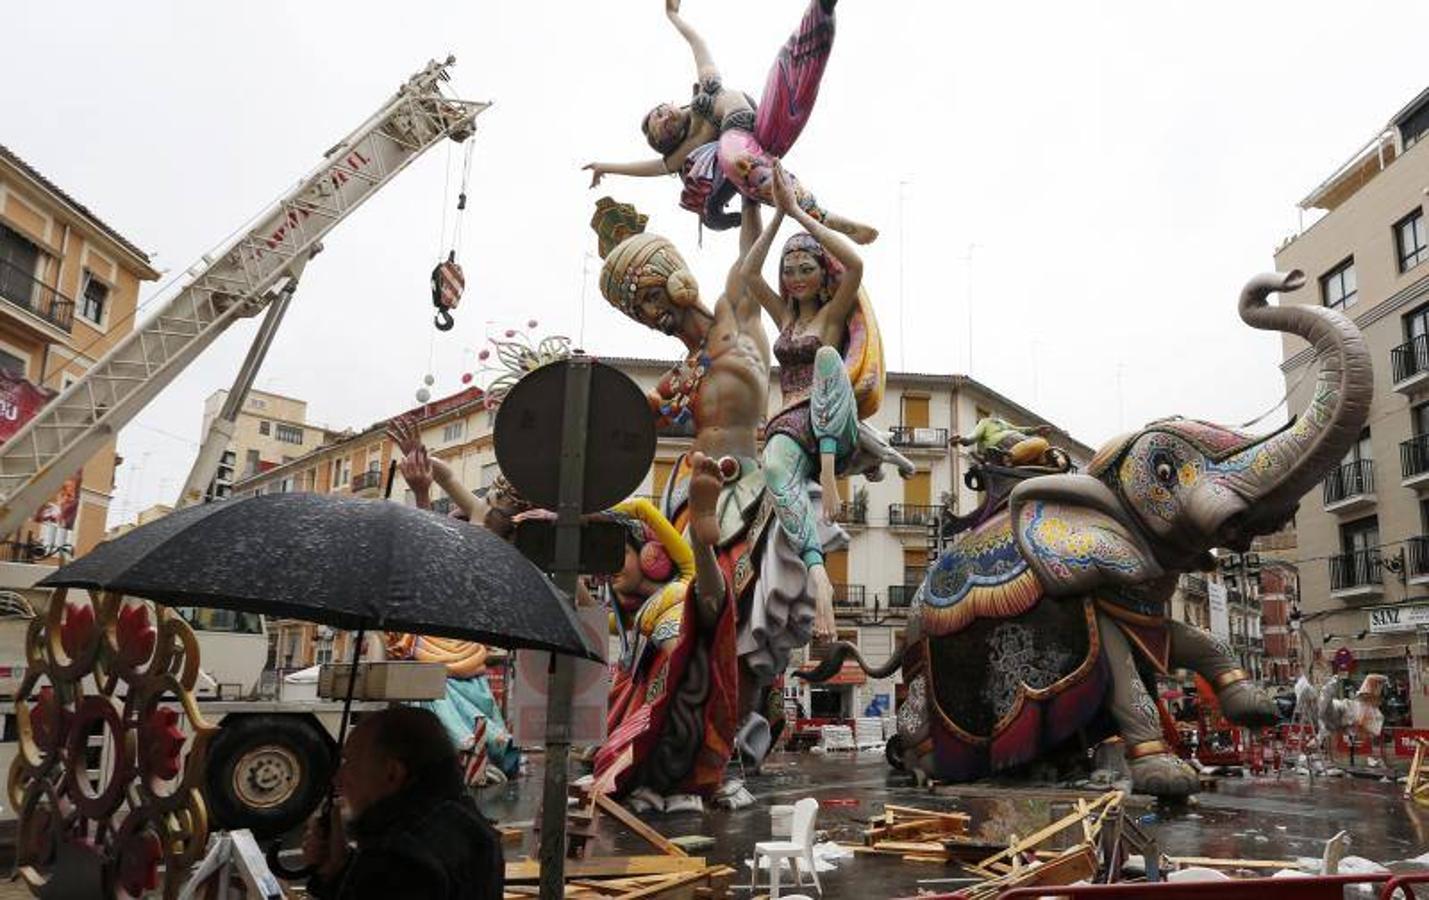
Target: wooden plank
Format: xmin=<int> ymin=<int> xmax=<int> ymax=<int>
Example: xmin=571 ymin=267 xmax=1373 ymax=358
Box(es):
xmin=619 ymin=869 xmax=717 ymax=900
xmin=883 ymin=805 xmax=971 ymax=826
xmin=506 ymin=856 xmax=708 ymax=883
xmin=864 ymin=817 xmax=950 ymax=844
xmin=873 ymin=840 xmax=947 ymax=856
xmin=972 ymin=791 xmax=1121 ymax=873
xmin=595 ymin=793 xmax=691 ymax=858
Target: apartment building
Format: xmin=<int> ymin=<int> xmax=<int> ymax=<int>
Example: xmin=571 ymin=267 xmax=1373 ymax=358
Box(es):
xmin=0 ymin=144 xmax=159 ymax=557
xmin=1275 ymin=87 xmax=1429 ymax=726
xmin=198 ymin=388 xmax=339 ymax=501
xmin=234 ymin=358 xmax=1095 ymax=716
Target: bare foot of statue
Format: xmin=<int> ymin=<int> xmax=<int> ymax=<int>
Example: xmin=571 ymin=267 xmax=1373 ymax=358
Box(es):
xmin=689 ymin=452 xmax=723 ymax=548
xmin=810 ymin=563 xmax=836 ymax=641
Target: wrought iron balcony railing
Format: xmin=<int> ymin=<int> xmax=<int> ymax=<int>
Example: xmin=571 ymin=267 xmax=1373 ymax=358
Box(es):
xmin=888 ymin=503 xmax=940 ymax=527
xmin=1392 ymin=334 xmax=1429 ymax=384
xmin=833 ymin=583 xmax=866 ymax=609
xmin=887 ymin=584 xmax=918 ymax=608
xmin=890 ymin=426 xmax=949 ymax=448
xmin=1403 ymin=435 xmax=1429 ymax=480
xmin=1329 ymin=549 xmax=1382 ymax=592
xmin=0 ymin=258 xmax=74 ymax=333
xmin=1322 ymin=460 xmax=1373 ymax=505
xmin=351 ymin=470 xmax=383 ymax=492
xmin=1410 ymin=536 xmax=1429 ymax=579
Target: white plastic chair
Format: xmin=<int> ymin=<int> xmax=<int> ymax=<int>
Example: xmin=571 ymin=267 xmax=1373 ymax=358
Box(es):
xmin=750 ymin=797 xmax=821 ymax=899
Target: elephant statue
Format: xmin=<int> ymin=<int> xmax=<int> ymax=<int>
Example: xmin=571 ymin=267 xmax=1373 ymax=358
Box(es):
xmin=801 ymin=270 xmax=1372 ymax=796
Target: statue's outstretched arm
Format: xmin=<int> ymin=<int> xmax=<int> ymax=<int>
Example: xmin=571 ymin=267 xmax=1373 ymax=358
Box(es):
xmin=734 ymin=202 xmax=788 ymax=328
xmin=666 ymin=0 xmax=719 ymax=83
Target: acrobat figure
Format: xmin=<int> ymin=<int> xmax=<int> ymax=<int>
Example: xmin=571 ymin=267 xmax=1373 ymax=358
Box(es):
xmin=584 ymin=0 xmax=877 ymax=244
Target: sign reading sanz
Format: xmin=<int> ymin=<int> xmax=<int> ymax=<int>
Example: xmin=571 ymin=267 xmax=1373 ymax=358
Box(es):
xmin=1367 ymin=603 xmax=1429 ymax=633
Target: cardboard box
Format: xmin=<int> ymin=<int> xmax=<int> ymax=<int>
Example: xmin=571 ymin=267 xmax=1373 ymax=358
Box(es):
xmin=317 ymin=662 xmax=447 ymax=701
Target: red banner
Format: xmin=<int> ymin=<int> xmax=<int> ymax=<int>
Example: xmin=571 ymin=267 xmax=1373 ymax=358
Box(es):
xmin=0 ymin=372 xmax=78 ymax=530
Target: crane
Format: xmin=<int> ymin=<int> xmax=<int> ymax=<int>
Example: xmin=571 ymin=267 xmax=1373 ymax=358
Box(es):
xmin=0 ymin=57 xmax=488 ymax=533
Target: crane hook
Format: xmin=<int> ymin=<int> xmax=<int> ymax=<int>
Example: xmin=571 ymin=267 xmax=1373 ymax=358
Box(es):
xmin=434 ymin=308 xmax=455 ymax=331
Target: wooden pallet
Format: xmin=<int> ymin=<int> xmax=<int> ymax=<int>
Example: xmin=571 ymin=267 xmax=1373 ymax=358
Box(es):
xmin=1405 ymin=736 xmax=1429 ymax=807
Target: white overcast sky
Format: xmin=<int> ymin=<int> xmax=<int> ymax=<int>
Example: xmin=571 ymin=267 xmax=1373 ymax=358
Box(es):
xmin=6 ymin=1 xmax=1428 ymax=526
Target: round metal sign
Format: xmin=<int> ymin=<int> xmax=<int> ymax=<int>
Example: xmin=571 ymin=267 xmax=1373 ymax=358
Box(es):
xmin=493 ymin=358 xmax=656 ymax=514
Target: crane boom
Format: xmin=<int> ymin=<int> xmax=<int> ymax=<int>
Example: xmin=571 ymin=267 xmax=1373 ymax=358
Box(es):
xmin=0 ymin=57 xmax=488 ymax=537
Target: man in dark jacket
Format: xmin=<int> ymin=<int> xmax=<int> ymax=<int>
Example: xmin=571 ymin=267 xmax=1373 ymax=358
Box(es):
xmin=303 ymin=706 xmax=504 ymax=899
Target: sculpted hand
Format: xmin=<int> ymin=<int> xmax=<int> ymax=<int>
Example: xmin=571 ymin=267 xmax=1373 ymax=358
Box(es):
xmin=770 ymin=160 xmax=799 ymax=215
xmin=385 ymin=415 xmax=421 ymax=457
xmin=400 ymin=447 xmax=434 ymax=499
xmin=583 ymin=163 xmax=606 ymax=189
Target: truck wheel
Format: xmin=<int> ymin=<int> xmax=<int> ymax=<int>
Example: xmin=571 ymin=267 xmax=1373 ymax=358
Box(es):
xmin=205 ymin=716 xmax=332 ymax=838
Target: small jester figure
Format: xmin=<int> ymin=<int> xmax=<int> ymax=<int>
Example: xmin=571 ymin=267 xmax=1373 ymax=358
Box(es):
xmin=594 ymin=454 xmax=737 ymax=802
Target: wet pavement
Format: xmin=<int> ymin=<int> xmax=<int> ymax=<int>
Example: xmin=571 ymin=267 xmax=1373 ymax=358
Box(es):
xmin=480 ymin=750 xmax=1429 ymax=898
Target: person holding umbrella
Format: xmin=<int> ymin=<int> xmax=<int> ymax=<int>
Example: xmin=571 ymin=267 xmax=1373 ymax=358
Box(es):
xmin=301 ymin=705 xmax=504 ymax=899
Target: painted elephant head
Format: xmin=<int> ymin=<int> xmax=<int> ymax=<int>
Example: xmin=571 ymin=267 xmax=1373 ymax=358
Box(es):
xmin=1014 ymin=270 xmax=1372 ymax=589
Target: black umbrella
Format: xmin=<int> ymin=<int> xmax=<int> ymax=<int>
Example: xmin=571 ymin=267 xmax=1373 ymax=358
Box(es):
xmin=41 ymin=491 xmax=601 ymax=660
xmin=42 ymin=487 xmax=600 ymax=877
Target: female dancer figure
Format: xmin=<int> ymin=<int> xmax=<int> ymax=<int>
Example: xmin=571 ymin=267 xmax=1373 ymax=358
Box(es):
xmin=584 ymin=0 xmax=877 ymax=244
xmin=744 ymin=162 xmax=877 ymax=639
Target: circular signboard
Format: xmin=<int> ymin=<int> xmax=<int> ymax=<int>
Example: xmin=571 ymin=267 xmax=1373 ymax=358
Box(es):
xmin=493 ymin=357 xmax=656 ymax=514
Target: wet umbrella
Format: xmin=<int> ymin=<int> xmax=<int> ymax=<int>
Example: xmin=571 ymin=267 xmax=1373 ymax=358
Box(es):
xmin=40 ymin=488 xmax=601 ymax=876
xmin=40 ymin=491 xmax=601 ymax=660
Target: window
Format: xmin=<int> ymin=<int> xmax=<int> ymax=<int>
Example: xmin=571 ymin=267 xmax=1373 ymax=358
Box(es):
xmin=331 ymin=457 xmax=350 ymax=488
xmin=0 ymin=224 xmax=40 ymax=304
xmin=442 ymin=420 xmax=466 ymax=443
xmin=249 ymin=397 xmax=266 ymax=410
xmin=258 ymin=420 xmax=270 ymax=436
xmin=245 ymin=449 xmax=260 ymax=477
xmin=315 ymin=640 xmax=333 ymax=666
xmin=275 ymin=423 xmax=303 ymax=444
xmin=1397 ymin=209 xmax=1428 ymax=273
xmin=78 ymin=270 xmax=109 ymax=325
xmin=0 ymin=348 xmax=25 ymax=377
xmin=1340 ymin=516 xmax=1380 ymax=555
xmin=1321 ymin=258 xmax=1357 ymax=311
xmin=481 ymin=462 xmax=501 ymax=488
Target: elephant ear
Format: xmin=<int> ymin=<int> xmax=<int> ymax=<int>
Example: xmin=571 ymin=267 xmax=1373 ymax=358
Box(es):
xmin=1010 ymin=474 xmax=1163 ymax=596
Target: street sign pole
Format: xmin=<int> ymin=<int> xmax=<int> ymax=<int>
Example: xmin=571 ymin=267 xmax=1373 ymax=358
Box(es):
xmin=538 ymin=355 xmax=592 ymax=900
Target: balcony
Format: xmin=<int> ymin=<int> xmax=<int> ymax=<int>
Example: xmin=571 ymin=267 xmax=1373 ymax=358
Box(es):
xmin=0 ymin=258 xmax=75 ymax=334
xmin=1410 ymin=536 xmax=1429 ymax=585
xmin=1392 ymin=335 xmax=1429 ymax=394
xmin=431 ymin=497 xmax=454 ymax=515
xmin=833 ymin=583 xmax=866 ymax=610
xmin=1180 ymin=573 xmax=1209 ymax=598
xmin=833 ymin=502 xmax=868 ymax=526
xmin=1403 ymin=435 xmax=1429 ymax=489
xmin=1329 ymin=549 xmax=1383 ymax=600
xmin=351 ymin=470 xmax=383 ymax=494
xmin=1322 ymin=460 xmax=1374 ymax=513
xmin=888 ymin=503 xmax=940 ymax=528
xmin=890 ymin=426 xmax=949 ymax=450
xmin=887 ymin=584 xmax=919 ymax=608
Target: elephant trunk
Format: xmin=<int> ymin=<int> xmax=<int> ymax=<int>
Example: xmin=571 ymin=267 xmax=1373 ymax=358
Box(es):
xmin=1230 ymin=270 xmax=1373 ymax=527
xmin=794 ymin=642 xmax=905 ymax=682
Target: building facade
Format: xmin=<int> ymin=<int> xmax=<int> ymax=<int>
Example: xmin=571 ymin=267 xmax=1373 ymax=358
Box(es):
xmin=0 ymin=144 xmax=159 ymax=558
xmin=1275 ymin=86 xmax=1429 ymax=727
xmin=233 ymin=358 xmax=1095 ymax=715
xmin=199 ymin=388 xmax=339 ymax=501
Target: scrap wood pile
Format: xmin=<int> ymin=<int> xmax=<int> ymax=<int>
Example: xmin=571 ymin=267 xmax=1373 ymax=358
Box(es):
xmin=506 ymin=775 xmax=734 ymax=900
xmin=856 ymin=790 xmax=1328 ymax=897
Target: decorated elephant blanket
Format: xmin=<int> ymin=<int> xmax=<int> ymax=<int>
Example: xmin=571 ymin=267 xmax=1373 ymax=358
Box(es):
xmin=906 ymin=510 xmax=1112 ymax=778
